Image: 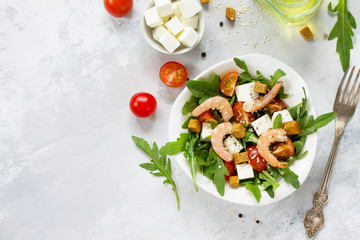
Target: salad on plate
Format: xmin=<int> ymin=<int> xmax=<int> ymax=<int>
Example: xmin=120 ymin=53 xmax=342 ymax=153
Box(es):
xmin=163 ymin=57 xmax=335 ymax=203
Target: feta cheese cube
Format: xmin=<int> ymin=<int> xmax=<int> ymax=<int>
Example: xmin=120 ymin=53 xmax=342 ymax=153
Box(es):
xmin=177 ymin=27 xmax=199 ymax=47
xmin=165 ymin=16 xmax=184 ymax=35
xmin=178 ymin=0 xmax=201 ymax=18
xmin=144 ymin=7 xmax=163 ymax=28
xmin=152 ymin=25 xmax=168 ymax=41
xmin=235 ymin=82 xmax=260 ymax=102
xmin=224 ymin=135 xmax=243 ymax=155
xmin=172 ymin=2 xmax=182 ymax=18
xmin=200 ymin=122 xmax=212 ymax=141
xmin=180 ymin=14 xmax=199 ymax=29
xmin=271 ymin=110 xmax=293 ymax=124
xmin=155 ymin=0 xmax=174 ymax=17
xmin=158 ymin=31 xmax=180 ymax=53
xmin=236 ymin=163 xmax=255 ymax=180
xmin=251 ymin=114 xmax=273 ymax=136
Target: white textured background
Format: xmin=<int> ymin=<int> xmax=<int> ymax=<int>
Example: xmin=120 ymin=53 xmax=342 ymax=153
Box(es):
xmin=0 ymin=0 xmax=359 ymax=239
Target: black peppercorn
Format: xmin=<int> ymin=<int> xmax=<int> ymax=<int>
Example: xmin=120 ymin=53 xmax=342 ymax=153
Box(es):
xmin=201 ymin=52 xmax=206 ymax=57
xmin=219 ymin=21 xmax=223 ymax=27
xmin=238 ymin=213 xmax=243 ymax=218
xmin=256 ymin=220 xmax=260 ymax=224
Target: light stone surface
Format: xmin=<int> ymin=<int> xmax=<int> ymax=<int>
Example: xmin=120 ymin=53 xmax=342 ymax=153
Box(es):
xmin=1 ymin=0 xmax=360 ymax=240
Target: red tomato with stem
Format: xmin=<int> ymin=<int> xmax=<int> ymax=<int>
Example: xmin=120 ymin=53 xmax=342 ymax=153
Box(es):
xmin=159 ymin=61 xmax=188 ymax=88
xmin=129 ymin=92 xmax=157 ymax=118
xmin=232 ymin=102 xmax=255 ymax=125
xmin=104 ymin=0 xmax=133 ymax=18
xmin=198 ymin=110 xmax=218 ymax=123
xmin=220 ymin=71 xmax=238 ymax=97
xmin=246 ymin=145 xmax=267 ymax=172
xmin=223 ymin=160 xmax=235 ymax=181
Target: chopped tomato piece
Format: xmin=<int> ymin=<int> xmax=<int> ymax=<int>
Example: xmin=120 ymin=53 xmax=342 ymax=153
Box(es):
xmin=264 ymin=97 xmax=285 ymax=114
xmin=198 ymin=110 xmax=218 ymax=123
xmin=246 ymin=145 xmax=267 ymax=172
xmin=159 ymin=61 xmax=188 ymax=88
xmin=220 ymin=71 xmax=238 ymax=97
xmin=232 ymin=102 xmax=255 ymax=125
xmin=224 ymin=160 xmax=235 ymax=181
xmin=271 ymin=138 xmax=295 ymax=160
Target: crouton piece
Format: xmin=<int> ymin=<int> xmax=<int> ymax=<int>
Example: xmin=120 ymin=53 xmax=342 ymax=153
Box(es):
xmin=299 ymin=26 xmax=313 ymax=41
xmin=201 ymin=0 xmax=210 ymax=3
xmin=254 ymin=81 xmax=268 ymax=94
xmin=233 ymin=152 xmax=249 ymax=165
xmin=284 ymin=121 xmax=301 ymax=135
xmin=231 ymin=123 xmax=246 ymax=138
xmin=188 ymin=119 xmax=201 ymax=132
xmin=226 ymin=7 xmax=236 ymax=21
xmin=229 ymin=176 xmax=239 ymax=188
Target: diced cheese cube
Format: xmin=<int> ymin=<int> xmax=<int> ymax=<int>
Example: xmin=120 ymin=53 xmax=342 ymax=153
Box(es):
xmin=172 ymin=2 xmax=182 ymax=18
xmin=224 ymin=135 xmax=243 ymax=155
xmin=162 ymin=15 xmax=172 ymax=23
xmin=271 ymin=110 xmax=293 ymax=124
xmin=165 ymin=16 xmax=184 ymax=35
xmin=251 ymin=114 xmax=273 ymax=136
xmin=153 ymin=25 xmax=168 ymax=41
xmin=235 ymin=82 xmax=260 ymax=102
xmin=144 ymin=7 xmax=163 ymax=28
xmin=236 ymin=163 xmax=254 ymax=180
xmin=155 ymin=0 xmax=174 ymax=17
xmin=178 ymin=0 xmax=201 ymax=18
xmin=200 ymin=122 xmax=212 ymax=141
xmin=177 ymin=27 xmax=199 ymax=47
xmin=180 ymin=14 xmax=199 ymax=29
xmin=158 ymin=31 xmax=180 ymax=53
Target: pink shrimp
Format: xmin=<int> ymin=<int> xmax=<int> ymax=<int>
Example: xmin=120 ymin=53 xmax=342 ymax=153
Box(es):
xmin=211 ymin=122 xmax=233 ymax=162
xmin=192 ymin=96 xmax=233 ymax=121
xmin=243 ymin=81 xmax=283 ymax=112
xmin=257 ymin=128 xmax=288 ymax=168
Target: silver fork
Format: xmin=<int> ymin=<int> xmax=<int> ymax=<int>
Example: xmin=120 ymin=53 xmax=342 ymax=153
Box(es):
xmin=303 ymin=67 xmax=360 ymax=239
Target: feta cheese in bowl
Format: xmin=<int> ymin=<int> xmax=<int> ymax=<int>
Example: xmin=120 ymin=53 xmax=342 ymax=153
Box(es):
xmin=141 ymin=0 xmax=205 ymax=54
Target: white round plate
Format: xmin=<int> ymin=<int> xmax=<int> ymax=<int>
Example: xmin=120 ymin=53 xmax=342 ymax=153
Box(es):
xmin=169 ymin=53 xmax=318 ymax=206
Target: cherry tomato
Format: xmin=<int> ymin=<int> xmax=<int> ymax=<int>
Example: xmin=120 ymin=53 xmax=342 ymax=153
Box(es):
xmin=223 ymin=160 xmax=235 ymax=181
xmin=159 ymin=61 xmax=188 ymax=88
xmin=246 ymin=145 xmax=267 ymax=172
xmin=232 ymin=102 xmax=255 ymax=125
xmin=264 ymin=97 xmax=285 ymax=114
xmin=129 ymin=92 xmax=157 ymax=118
xmin=104 ymin=0 xmax=133 ymax=18
xmin=220 ymin=71 xmax=238 ymax=97
xmin=271 ymin=138 xmax=295 ymax=160
xmin=198 ymin=110 xmax=218 ymax=123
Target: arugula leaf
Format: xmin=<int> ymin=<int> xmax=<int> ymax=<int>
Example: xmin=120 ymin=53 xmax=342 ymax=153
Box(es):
xmin=272 ymin=114 xmax=283 ymax=129
xmin=265 ymin=186 xmax=275 ymax=198
xmin=300 ymin=112 xmax=336 ymax=135
xmin=328 ymin=0 xmax=357 ymax=71
xmin=270 ymin=69 xmax=286 ymax=87
xmin=259 ymin=171 xmax=280 ymax=191
xmin=246 ymin=178 xmax=261 ymax=202
xmin=234 ymin=58 xmax=249 ymax=73
xmin=160 ymin=133 xmax=188 ymax=156
xmin=241 ymin=130 xmax=258 ymax=148
xmin=132 ymin=136 xmax=180 ymax=210
xmin=278 ymin=167 xmax=300 ymax=189
xmin=183 ymin=132 xmax=200 ymax=191
xmin=182 ymin=96 xmax=199 ymax=115
xmin=202 ymin=150 xmax=228 ymax=196
xmin=256 ymin=70 xmax=271 ymax=85
xmin=292 ymin=135 xmax=307 ymax=159
xmin=186 ymin=74 xmax=220 ymax=100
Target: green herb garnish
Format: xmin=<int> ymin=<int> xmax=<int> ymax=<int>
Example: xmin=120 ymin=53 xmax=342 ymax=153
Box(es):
xmin=132 ymin=136 xmax=180 ymax=210
xmin=328 ymin=0 xmax=357 ymax=71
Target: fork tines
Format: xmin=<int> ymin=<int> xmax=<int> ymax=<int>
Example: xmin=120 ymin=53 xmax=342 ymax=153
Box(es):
xmin=335 ymin=66 xmax=360 ymax=107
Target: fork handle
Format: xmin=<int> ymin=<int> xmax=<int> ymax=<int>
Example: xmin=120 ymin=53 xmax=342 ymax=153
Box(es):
xmin=319 ymin=119 xmax=345 ymax=192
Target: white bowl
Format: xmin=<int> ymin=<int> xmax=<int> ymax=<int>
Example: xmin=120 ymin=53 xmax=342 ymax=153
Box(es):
xmin=169 ymin=54 xmax=318 ymax=206
xmin=141 ymin=0 xmax=205 ymax=55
